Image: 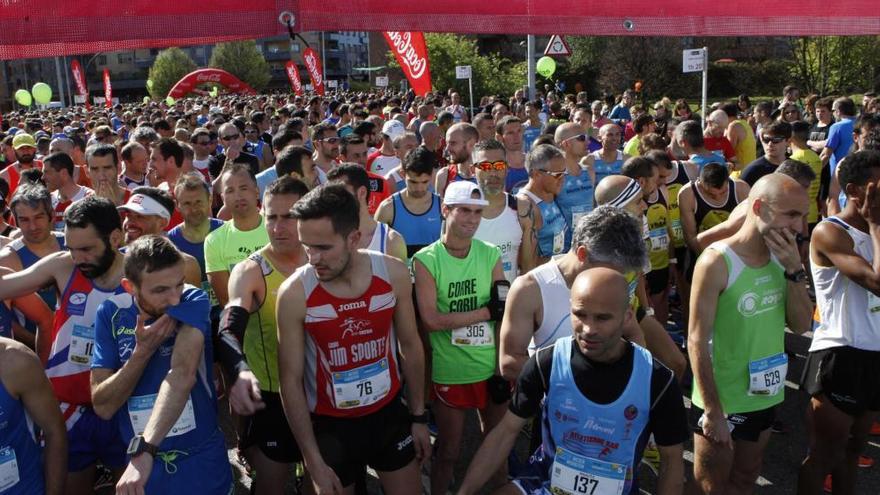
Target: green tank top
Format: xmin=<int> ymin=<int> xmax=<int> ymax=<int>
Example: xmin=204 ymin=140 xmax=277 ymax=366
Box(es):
xmin=413 ymin=239 xmax=501 ymax=384
xmin=691 ymin=242 xmax=787 ymax=414
xmin=646 ymin=191 xmax=670 ymax=270
xmin=243 ymin=251 xmax=286 ymax=393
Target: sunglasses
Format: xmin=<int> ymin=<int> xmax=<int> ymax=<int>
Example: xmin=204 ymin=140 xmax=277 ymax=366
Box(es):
xmin=564 ymin=133 xmax=588 ymax=143
xmin=318 ymin=137 xmax=341 ymax=144
xmin=220 ymin=134 xmax=240 ymax=141
xmin=761 ymin=135 xmax=786 ymax=144
xmin=476 ymin=160 xmax=507 ymax=171
xmin=540 ymin=169 xmax=567 ymax=178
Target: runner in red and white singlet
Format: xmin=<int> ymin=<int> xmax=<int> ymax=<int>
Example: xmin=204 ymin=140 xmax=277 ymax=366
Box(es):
xmin=278 ymin=183 xmax=430 ymax=495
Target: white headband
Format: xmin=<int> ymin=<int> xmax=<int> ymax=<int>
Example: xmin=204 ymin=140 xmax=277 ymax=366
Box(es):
xmin=607 ymin=179 xmax=642 ymax=209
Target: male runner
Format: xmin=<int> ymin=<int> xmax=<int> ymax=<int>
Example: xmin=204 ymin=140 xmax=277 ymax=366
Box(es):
xmin=86 ymin=144 xmax=130 ymax=206
xmin=0 ymin=196 xmax=129 ymax=494
xmin=412 ymin=181 xmax=508 ymax=495
xmin=517 ymin=144 xmax=568 ymax=262
xmin=435 ymin=123 xmax=479 ymax=197
xmin=90 ymin=235 xmax=231 ymax=495
xmin=689 ymin=174 xmax=812 ymax=493
xmin=277 ymin=184 xmax=430 ymax=495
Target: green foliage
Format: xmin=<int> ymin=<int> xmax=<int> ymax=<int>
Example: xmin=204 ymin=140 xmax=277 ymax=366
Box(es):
xmin=707 ymin=60 xmax=793 ymax=98
xmin=209 ymin=40 xmax=271 ymax=91
xmin=147 ymin=47 xmax=198 ymax=99
xmin=789 ymin=36 xmax=880 ymax=95
xmin=387 ymin=33 xmax=525 ymax=101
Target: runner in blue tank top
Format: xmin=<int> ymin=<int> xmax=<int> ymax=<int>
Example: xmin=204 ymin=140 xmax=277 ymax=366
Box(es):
xmin=518 ymin=145 xmax=570 ymax=259
xmin=585 ymin=124 xmax=628 ymax=188
xmin=0 ymin=337 xmax=67 ymax=495
xmin=91 ymin=236 xmax=231 ymax=495
xmin=555 ymin=124 xmax=596 ymax=248
xmin=456 ymin=268 xmax=687 ymax=495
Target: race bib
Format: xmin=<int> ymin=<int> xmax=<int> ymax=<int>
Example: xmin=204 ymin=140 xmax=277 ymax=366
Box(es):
xmin=649 ymin=229 xmax=668 ymax=252
xmin=68 ymin=324 xmax=95 ymax=365
xmin=571 ymin=206 xmax=590 ymax=231
xmin=332 ymin=358 xmax=392 ymax=409
xmin=451 ymin=321 xmax=493 ymax=347
xmin=550 ymin=447 xmax=626 ymax=495
xmin=868 ymin=292 xmax=880 ymax=315
xmin=202 ymin=281 xmax=219 ymax=307
xmin=128 ymin=393 xmax=196 ymax=438
xmin=553 ymin=229 xmax=565 ymax=255
xmin=748 ymin=352 xmax=788 ymax=396
xmin=0 ymin=447 xmax=20 ymax=492
xmin=671 ymin=219 xmax=683 ymax=241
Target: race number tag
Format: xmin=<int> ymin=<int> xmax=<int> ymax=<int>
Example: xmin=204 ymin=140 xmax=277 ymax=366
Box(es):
xmin=451 ymin=321 xmax=493 ymax=347
xmin=571 ymin=205 xmax=590 ymax=231
xmin=868 ymin=292 xmax=880 ymax=315
xmin=748 ymin=352 xmax=788 ymax=396
xmin=332 ymin=358 xmax=392 ymax=409
xmin=550 ymin=447 xmax=626 ymax=495
xmin=68 ymin=324 xmax=95 ymax=365
xmin=202 ymin=281 xmax=219 ymax=307
xmin=671 ymin=219 xmax=683 ymax=241
xmin=649 ymin=229 xmax=668 ymax=252
xmin=128 ymin=393 xmax=196 ymax=437
xmin=553 ymin=229 xmax=565 ymax=255
xmin=0 ymin=447 xmax=20 ymax=492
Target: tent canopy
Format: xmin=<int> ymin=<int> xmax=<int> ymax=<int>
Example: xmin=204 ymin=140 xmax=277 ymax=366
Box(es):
xmin=1 ymin=1 xmax=878 ymax=59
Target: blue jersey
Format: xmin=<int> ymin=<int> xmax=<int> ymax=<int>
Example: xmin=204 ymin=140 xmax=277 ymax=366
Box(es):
xmin=0 ymin=370 xmax=45 ymax=494
xmin=523 ymin=125 xmax=542 ymax=151
xmin=556 ymin=167 xmax=594 ymax=248
xmin=689 ymin=152 xmax=725 ymax=171
xmin=522 ymin=190 xmax=568 ymax=257
xmin=0 ymin=303 xmax=14 ymax=339
xmin=589 ymin=150 xmax=625 ymax=188
xmin=540 ymin=338 xmax=652 ymax=495
xmin=92 ymin=287 xmax=221 ymax=455
xmin=390 ymin=192 xmax=443 ymax=259
xmin=506 ymin=167 xmax=530 ymax=194
xmin=167 ymin=219 xmax=224 ymax=311
xmin=8 ymin=233 xmax=65 ymax=331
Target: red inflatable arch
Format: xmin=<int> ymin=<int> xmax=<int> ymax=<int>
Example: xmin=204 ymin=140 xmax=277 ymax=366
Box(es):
xmin=167 ymin=68 xmax=256 ymax=99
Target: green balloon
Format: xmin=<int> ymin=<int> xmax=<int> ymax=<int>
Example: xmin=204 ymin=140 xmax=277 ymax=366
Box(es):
xmin=143 ymin=96 xmax=151 ymax=104
xmin=165 ymin=96 xmax=175 ymax=106
xmin=14 ymin=89 xmax=32 ymax=107
xmin=147 ymin=79 xmax=154 ymax=90
xmin=536 ymin=56 xmax=556 ymax=78
xmin=31 ymin=82 xmax=52 ymax=105
xmin=210 ymin=86 xmax=218 ymax=97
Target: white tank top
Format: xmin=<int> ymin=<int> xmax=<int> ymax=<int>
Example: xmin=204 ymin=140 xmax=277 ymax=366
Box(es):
xmin=474 ymin=194 xmax=522 ymax=283
xmin=366 ymin=223 xmax=389 ymax=254
xmin=528 ymin=261 xmax=573 ymax=354
xmin=811 ymin=217 xmax=880 ymax=351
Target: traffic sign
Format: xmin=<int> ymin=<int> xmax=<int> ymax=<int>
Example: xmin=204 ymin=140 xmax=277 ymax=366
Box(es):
xmin=455 ymin=65 xmax=472 ymax=79
xmin=682 ymin=48 xmax=707 ymax=73
xmin=375 ymin=76 xmax=389 ymax=87
xmin=544 ymin=35 xmax=572 ymax=57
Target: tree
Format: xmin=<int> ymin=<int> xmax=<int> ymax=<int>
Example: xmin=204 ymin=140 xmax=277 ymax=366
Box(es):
xmin=209 ymin=40 xmax=271 ymax=91
xmin=387 ymin=33 xmax=525 ymax=101
xmin=789 ymin=36 xmax=880 ymax=95
xmin=147 ymin=47 xmax=198 ymax=99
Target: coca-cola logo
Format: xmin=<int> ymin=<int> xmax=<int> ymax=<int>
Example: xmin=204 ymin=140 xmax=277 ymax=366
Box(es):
xmin=286 ymin=65 xmax=302 ymax=91
xmin=386 ymin=32 xmax=427 ymax=79
xmin=304 ymin=51 xmax=323 ymax=87
xmin=196 ymin=73 xmax=222 ymax=83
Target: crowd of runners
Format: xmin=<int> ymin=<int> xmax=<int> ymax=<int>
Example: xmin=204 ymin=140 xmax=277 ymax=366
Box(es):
xmin=0 ymin=82 xmax=878 ymax=495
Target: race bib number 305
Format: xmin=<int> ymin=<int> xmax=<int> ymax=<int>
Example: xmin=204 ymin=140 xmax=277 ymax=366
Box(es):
xmin=451 ymin=321 xmax=493 ymax=346
xmin=550 ymin=447 xmax=626 ymax=495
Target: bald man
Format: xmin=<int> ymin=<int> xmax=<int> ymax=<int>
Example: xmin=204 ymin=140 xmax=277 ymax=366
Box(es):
xmin=703 ymin=109 xmax=737 ymax=166
xmin=554 ymin=123 xmax=595 ymax=247
xmin=435 ymin=123 xmax=479 ymax=197
xmin=689 ymin=174 xmax=812 ymax=494
xmin=583 ymin=124 xmax=628 ymax=188
xmin=458 ymin=267 xmax=687 ymax=495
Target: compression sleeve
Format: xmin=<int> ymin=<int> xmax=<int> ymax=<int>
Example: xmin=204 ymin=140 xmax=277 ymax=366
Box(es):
xmin=216 ymin=305 xmax=251 ymax=380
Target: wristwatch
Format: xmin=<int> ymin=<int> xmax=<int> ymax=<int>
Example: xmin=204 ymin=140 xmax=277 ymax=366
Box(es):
xmin=410 ymin=412 xmax=429 ymax=424
xmin=784 ymin=268 xmax=807 ymax=283
xmin=127 ymin=435 xmax=159 ymax=458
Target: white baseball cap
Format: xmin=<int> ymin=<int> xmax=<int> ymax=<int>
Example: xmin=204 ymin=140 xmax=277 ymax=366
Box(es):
xmin=117 ymin=193 xmax=172 ymax=219
xmin=381 ymin=119 xmax=406 ymax=141
xmin=443 ymin=181 xmax=489 ymax=207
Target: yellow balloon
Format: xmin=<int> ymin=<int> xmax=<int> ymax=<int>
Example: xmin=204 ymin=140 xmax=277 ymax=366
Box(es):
xmin=31 ymin=83 xmax=52 ymax=105
xmin=536 ymin=56 xmax=556 ymax=78
xmin=165 ymin=96 xmax=175 ymax=106
xmin=14 ymin=89 xmax=32 ymax=107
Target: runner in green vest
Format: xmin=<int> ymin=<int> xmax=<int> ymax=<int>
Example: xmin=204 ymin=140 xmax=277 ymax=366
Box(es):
xmin=412 ymin=181 xmax=507 ymax=495
xmin=688 ymin=174 xmax=812 ymax=493
xmin=216 ymin=176 xmax=309 ymax=495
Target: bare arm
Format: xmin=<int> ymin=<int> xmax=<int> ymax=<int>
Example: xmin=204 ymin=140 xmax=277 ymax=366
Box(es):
xmin=811 ymin=211 xmax=880 ymax=296
xmin=734 ymin=180 xmax=751 ymax=203
xmin=386 ymin=229 xmax=408 ymax=262
xmin=498 ymin=276 xmax=540 ymax=381
xmin=516 ymin=197 xmax=538 ymax=273
xmin=455 ymin=410 xmax=527 ymax=495
xmin=435 ymin=167 xmax=449 ymax=198
xmin=182 ymin=254 xmax=203 ymax=287
xmin=10 ymin=292 xmax=52 ymax=356
xmin=0 ymin=252 xmax=67 ymax=301
xmin=827 ymin=169 xmax=841 ymax=216
xmin=412 ymin=259 xmax=492 ymax=332
xmin=6 ymin=342 xmax=67 ymax=495
xmin=206 ymin=271 xmax=230 ymax=307
xmin=141 ymin=325 xmax=204 ymax=446
xmin=388 ymin=257 xmax=425 ymax=413
xmin=374 ymin=197 xmax=394 ymax=226
xmin=697 ymin=201 xmax=748 ymax=250
xmin=678 ymin=186 xmax=701 ymax=254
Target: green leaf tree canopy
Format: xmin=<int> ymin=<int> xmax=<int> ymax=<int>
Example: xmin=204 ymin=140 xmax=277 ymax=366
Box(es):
xmin=147 ymin=47 xmax=198 ymax=99
xmin=209 ymin=40 xmax=271 ymax=92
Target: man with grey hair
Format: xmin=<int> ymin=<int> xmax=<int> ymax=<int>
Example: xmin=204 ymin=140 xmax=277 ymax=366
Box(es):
xmin=472 ymin=139 xmax=537 ymax=283
xmin=129 ymin=125 xmax=159 ymax=150
xmin=419 ymin=121 xmax=442 ymax=155
xmin=516 ymin=144 xmax=567 ymax=261
xmin=500 ymin=205 xmax=648 ymax=381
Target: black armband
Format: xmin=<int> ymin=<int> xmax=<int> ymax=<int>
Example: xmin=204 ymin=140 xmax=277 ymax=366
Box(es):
xmin=216 ymin=306 xmax=251 ymax=380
